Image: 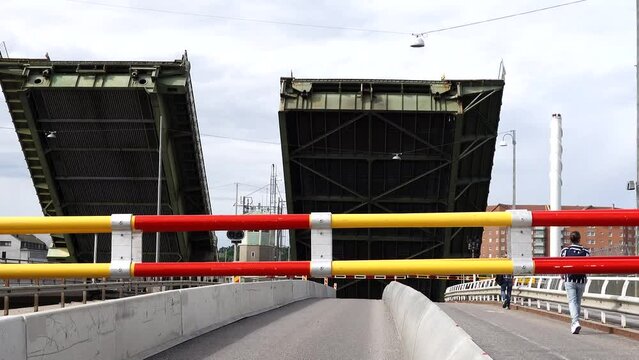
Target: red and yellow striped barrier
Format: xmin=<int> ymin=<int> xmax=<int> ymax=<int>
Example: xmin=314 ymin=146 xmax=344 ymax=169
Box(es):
xmin=2 ymin=257 xmax=639 ymax=279
xmin=2 ymin=210 xmax=639 ymax=234
xmin=2 ymin=210 xmax=639 ymax=279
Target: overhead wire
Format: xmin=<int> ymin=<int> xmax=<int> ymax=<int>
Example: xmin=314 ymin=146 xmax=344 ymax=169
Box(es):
xmin=63 ymin=0 xmax=587 ymax=37
xmin=415 ymin=0 xmax=586 ymax=36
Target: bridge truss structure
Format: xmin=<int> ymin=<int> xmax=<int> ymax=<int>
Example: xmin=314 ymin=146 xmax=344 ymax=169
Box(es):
xmin=0 ymin=54 xmax=216 ymax=262
xmin=278 ymin=77 xmax=505 ymax=298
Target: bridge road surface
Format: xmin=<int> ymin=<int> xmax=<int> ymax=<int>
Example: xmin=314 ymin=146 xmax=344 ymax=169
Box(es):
xmin=440 ymin=303 xmax=639 ymax=360
xmin=148 ymin=298 xmax=402 ymax=360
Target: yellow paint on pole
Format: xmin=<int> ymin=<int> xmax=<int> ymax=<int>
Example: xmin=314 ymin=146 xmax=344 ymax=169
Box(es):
xmin=332 ymin=259 xmax=514 ymax=276
xmin=331 ymin=212 xmax=512 ymax=228
xmin=0 ymin=264 xmax=112 ymax=279
xmin=0 ymin=216 xmax=113 ymax=234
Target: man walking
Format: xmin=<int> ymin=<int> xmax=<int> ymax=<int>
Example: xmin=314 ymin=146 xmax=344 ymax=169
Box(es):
xmin=498 ymin=274 xmax=513 ymax=309
xmin=561 ymin=231 xmax=590 ymax=334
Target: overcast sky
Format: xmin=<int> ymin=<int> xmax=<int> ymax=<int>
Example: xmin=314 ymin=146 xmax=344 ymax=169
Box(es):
xmin=0 ymin=0 xmax=636 ymax=247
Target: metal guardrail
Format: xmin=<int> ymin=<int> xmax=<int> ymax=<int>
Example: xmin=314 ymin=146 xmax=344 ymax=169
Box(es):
xmin=1 ymin=257 xmax=47 ymax=264
xmin=2 ymin=276 xmax=219 ymax=316
xmin=444 ymin=275 xmax=639 ymax=328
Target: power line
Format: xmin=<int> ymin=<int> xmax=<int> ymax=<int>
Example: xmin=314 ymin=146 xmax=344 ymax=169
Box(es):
xmin=64 ymin=0 xmax=407 ymax=35
xmin=416 ymin=0 xmax=587 ymax=35
xmin=63 ymin=0 xmax=586 ymax=37
xmin=200 ymin=132 xmax=279 ymax=145
xmin=0 ymin=125 xmax=280 ymax=145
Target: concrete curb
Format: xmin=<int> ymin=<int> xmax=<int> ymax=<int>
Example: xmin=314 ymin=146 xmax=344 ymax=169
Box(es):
xmin=0 ymin=280 xmax=335 ymax=360
xmin=383 ymin=281 xmax=491 ymax=360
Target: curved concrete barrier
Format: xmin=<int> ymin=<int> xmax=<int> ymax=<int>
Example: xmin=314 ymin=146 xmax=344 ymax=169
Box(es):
xmin=383 ymin=281 xmax=490 ymax=360
xmin=0 ymin=280 xmax=335 ymax=360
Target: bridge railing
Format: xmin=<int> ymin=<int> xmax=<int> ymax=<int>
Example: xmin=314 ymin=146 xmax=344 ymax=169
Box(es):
xmin=1 ymin=276 xmax=219 ymax=316
xmin=444 ymin=275 xmax=639 ymax=327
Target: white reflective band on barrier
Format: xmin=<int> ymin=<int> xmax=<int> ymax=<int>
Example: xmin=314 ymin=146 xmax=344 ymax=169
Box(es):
xmin=513 ymin=258 xmax=534 ymax=275
xmin=310 ymin=260 xmax=332 ymax=277
xmin=310 ymin=212 xmax=332 ymax=229
xmin=310 ymin=212 xmax=333 ymax=263
xmin=507 ymin=209 xmax=532 ymax=227
xmin=110 ymin=260 xmax=131 ymax=278
xmin=111 ymin=214 xmax=133 ymax=278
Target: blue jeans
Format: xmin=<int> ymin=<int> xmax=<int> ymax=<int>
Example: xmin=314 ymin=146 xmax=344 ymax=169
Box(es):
xmin=565 ymin=281 xmax=586 ymax=329
xmin=500 ymin=282 xmax=512 ymax=305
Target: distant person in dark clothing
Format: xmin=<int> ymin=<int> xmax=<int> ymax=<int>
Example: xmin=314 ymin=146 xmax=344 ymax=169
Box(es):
xmin=496 ymin=274 xmax=513 ymax=309
xmin=561 ymin=231 xmax=590 ymax=334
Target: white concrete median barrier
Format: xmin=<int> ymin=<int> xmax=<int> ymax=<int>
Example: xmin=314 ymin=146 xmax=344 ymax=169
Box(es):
xmin=383 ymin=281 xmax=490 ymax=360
xmin=1 ymin=280 xmax=335 ymax=360
xmin=0 ymin=316 xmax=26 ymax=360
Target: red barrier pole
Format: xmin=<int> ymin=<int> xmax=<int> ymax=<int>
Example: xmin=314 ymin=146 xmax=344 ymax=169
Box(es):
xmin=534 ymin=256 xmax=639 ymax=274
xmin=133 ymin=261 xmax=311 ymax=277
xmin=133 ymin=214 xmax=310 ymax=232
xmin=532 ymin=210 xmax=639 ymax=226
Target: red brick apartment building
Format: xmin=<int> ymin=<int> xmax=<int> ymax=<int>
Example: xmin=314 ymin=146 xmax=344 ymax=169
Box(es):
xmin=480 ymin=204 xmax=636 ymax=258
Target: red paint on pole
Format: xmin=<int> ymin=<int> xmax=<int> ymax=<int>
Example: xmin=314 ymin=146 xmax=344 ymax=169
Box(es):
xmin=534 ymin=256 xmax=639 ymax=274
xmin=532 ymin=210 xmax=639 ymax=226
xmin=133 ymin=214 xmax=310 ymax=232
xmin=133 ymin=261 xmax=311 ymax=277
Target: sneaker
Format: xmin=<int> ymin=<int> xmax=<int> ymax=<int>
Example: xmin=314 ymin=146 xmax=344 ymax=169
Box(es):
xmin=571 ymin=325 xmax=581 ymax=334
xmin=502 ymin=301 xmax=507 ymax=308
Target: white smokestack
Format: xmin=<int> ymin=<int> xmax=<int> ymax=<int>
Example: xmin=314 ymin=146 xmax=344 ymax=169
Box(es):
xmin=549 ymin=114 xmax=563 ymax=256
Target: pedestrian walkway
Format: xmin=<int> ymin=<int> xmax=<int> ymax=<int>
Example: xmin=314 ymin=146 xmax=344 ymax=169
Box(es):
xmin=440 ymin=303 xmax=639 ymax=360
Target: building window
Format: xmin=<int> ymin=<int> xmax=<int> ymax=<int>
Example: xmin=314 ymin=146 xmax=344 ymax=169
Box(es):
xmin=0 ymin=241 xmax=11 ymax=247
xmin=20 ymin=242 xmax=46 ymax=250
xmin=489 ymin=254 xmax=492 ymax=258
xmin=251 ymin=251 xmax=256 ymax=258
xmin=489 ymin=238 xmax=492 ymax=243
xmin=587 ymin=231 xmax=595 ymax=237
xmin=501 ymin=238 xmax=506 ymax=243
xmin=609 ymin=232 xmax=613 ymax=237
xmin=501 ymin=230 xmax=506 ymax=235
xmin=501 ymin=246 xmax=505 ymax=250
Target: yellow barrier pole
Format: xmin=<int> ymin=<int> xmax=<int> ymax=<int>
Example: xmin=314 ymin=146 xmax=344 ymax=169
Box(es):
xmin=0 ymin=216 xmax=113 ymax=234
xmin=331 ymin=212 xmax=512 ymax=228
xmin=332 ymin=259 xmax=514 ymax=276
xmin=0 ymin=264 xmax=113 ymax=279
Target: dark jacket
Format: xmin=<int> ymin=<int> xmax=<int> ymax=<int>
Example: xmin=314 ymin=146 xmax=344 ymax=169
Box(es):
xmin=560 ymin=244 xmax=590 ymax=283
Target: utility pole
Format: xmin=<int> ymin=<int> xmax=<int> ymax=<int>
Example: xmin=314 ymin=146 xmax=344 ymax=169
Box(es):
xmin=234 ymin=183 xmax=239 ymax=215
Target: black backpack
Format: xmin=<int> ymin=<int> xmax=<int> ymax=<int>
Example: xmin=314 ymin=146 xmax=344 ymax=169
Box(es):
xmin=495 ymin=275 xmax=504 ymax=285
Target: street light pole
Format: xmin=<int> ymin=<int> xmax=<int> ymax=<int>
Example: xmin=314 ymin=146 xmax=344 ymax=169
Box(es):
xmin=500 ymin=130 xmax=516 ymax=259
xmin=500 ymin=130 xmax=517 ymax=211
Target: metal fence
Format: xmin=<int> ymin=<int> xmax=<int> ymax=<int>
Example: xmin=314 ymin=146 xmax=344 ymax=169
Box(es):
xmin=1 ymin=276 xmax=219 ymax=316
xmin=444 ymin=275 xmax=639 ymax=328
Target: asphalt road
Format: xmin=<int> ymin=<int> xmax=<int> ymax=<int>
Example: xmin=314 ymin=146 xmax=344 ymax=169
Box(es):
xmin=148 ymin=298 xmax=402 ymax=360
xmin=440 ymin=302 xmax=639 ymax=360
